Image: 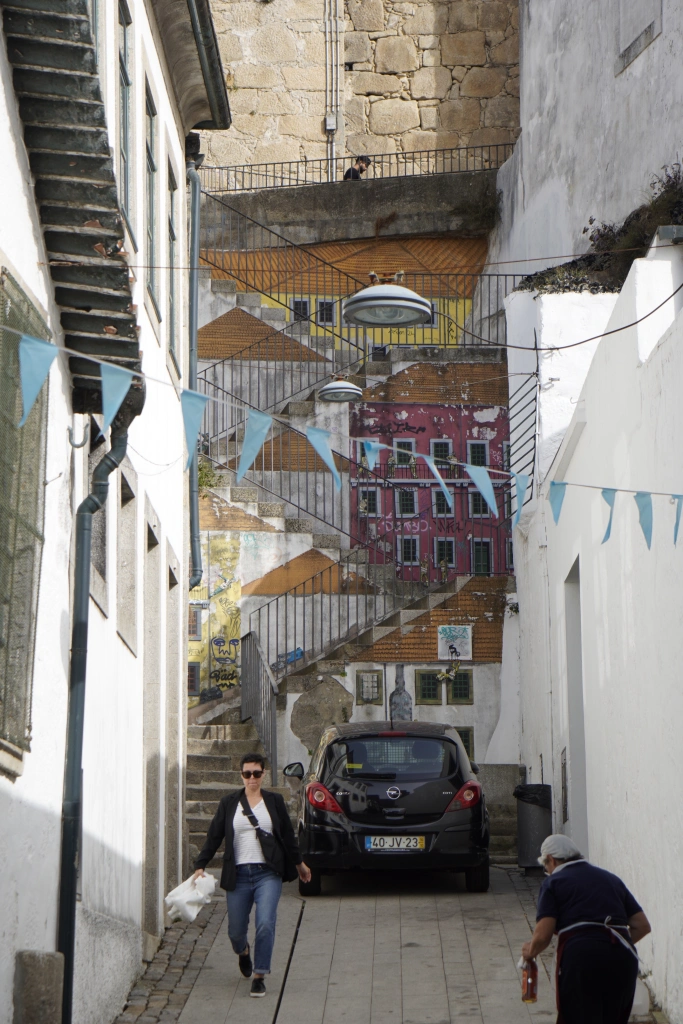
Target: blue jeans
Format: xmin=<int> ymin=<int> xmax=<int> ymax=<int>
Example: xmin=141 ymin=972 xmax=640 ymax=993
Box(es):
xmin=226 ymin=864 xmax=282 ymax=975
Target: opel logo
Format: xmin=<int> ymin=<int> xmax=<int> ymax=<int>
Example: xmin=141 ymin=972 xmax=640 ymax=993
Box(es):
xmin=387 ymin=786 xmax=401 ymax=800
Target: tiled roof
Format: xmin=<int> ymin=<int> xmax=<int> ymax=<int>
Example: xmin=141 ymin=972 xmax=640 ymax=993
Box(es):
xmin=361 ymin=361 xmax=509 ymax=406
xmin=228 ymin=433 xmax=349 ymax=474
xmin=199 ymin=494 xmax=279 ymax=532
xmin=242 ymin=550 xmax=374 ymax=595
xmin=357 ymin=576 xmax=508 ymax=663
xmin=198 ymin=307 xmax=328 ymax=363
xmin=305 ymin=237 xmax=489 ymax=278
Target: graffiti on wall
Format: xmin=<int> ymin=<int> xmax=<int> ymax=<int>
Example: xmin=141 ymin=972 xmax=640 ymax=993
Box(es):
xmin=188 ymin=533 xmax=242 ymax=707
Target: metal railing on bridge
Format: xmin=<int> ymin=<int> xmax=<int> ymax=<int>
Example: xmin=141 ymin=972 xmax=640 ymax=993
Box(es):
xmin=199 ymin=143 xmax=514 ymax=194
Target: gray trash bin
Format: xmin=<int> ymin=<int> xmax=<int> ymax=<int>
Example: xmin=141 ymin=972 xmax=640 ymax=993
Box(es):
xmin=513 ymin=784 xmax=552 ymax=868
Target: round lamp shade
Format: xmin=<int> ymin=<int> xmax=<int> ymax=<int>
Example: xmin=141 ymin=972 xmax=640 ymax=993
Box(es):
xmin=318 ymin=379 xmax=364 ymax=402
xmin=342 ymin=284 xmax=433 ymax=327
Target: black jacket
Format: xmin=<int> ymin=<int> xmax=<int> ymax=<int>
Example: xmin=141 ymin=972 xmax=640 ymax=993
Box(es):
xmin=194 ymin=788 xmax=302 ymax=891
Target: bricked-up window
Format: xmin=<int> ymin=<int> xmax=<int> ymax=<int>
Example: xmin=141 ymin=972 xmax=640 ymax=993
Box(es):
xmin=473 ymin=540 xmax=492 ymax=575
xmin=447 ymin=670 xmax=473 ymax=705
xmin=456 ymin=727 xmax=474 ymax=760
xmin=416 ymin=672 xmax=442 ymax=705
xmin=356 ymin=670 xmax=383 ymax=705
xmin=187 ymin=662 xmax=201 ymax=696
xmin=0 ymin=272 xmax=49 ymax=760
xmin=188 ymin=606 xmax=202 ymax=641
xmin=467 ymin=441 xmax=488 ymax=467
xmin=399 ymin=537 xmax=419 ymax=564
xmin=118 ymin=0 xmax=133 ymax=232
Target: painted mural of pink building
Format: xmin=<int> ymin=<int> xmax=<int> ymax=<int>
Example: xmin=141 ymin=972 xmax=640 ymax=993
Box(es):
xmin=350 ymin=360 xmax=513 ymax=583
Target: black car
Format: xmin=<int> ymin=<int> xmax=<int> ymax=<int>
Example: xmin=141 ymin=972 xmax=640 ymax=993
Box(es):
xmin=284 ymin=722 xmax=490 ymax=896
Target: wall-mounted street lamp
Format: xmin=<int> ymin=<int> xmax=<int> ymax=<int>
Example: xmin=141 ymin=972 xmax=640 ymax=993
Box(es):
xmin=318 ymin=377 xmax=364 ymax=402
xmin=342 ymin=283 xmax=433 ymax=328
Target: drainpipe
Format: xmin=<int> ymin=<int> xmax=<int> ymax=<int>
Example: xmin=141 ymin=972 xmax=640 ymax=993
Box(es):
xmin=186 ymin=133 xmax=203 ymax=590
xmin=58 ymin=422 xmax=129 ymax=1024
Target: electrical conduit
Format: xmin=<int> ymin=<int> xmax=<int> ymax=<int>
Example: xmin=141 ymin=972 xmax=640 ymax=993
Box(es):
xmin=187 ymin=138 xmax=203 ymax=590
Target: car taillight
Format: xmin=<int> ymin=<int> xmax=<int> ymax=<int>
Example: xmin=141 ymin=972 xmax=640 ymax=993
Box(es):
xmin=306 ymin=782 xmax=343 ymax=814
xmin=445 ymin=780 xmax=482 ymax=812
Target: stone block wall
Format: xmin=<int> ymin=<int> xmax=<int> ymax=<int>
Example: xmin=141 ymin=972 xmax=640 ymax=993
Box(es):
xmin=205 ymin=0 xmax=519 ymax=166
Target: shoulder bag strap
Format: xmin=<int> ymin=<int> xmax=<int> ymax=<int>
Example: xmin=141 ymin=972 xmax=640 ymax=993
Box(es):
xmin=239 ymin=790 xmax=262 ymax=830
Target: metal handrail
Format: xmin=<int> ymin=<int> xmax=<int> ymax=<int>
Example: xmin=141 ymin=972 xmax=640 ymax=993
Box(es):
xmin=240 ymin=631 xmax=279 ymax=784
xmin=200 ymin=143 xmax=515 ymax=194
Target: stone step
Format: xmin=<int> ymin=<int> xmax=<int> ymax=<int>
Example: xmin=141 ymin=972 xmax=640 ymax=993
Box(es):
xmin=236 ymin=292 xmax=261 ymax=308
xmin=281 ymin=401 xmax=315 ymax=417
xmin=258 ymin=502 xmax=285 ymax=517
xmin=313 ymin=534 xmax=341 ymax=549
xmin=341 ymin=548 xmax=369 ymax=563
xmin=230 ymin=486 xmax=258 ymax=502
xmin=357 ymin=625 xmax=398 ymax=645
xmin=186 ymin=737 xmax=263 ymax=757
xmin=187 ymin=722 xmax=258 ymax=741
xmin=285 ymin=518 xmax=313 ymax=534
xmin=259 ymin=306 xmax=286 ymax=322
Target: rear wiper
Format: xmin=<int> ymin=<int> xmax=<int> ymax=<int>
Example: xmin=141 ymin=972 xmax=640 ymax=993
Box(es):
xmin=351 ymin=772 xmax=396 ymax=779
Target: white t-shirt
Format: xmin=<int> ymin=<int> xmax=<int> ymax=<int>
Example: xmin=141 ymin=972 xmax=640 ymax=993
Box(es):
xmin=233 ymin=799 xmax=273 ymax=865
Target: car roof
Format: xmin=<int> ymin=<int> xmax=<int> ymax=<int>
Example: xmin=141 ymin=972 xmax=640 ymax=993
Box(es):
xmin=327 ymin=722 xmax=455 ymax=740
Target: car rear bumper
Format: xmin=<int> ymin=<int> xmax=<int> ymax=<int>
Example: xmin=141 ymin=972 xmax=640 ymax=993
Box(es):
xmin=300 ymin=822 xmax=489 ymax=871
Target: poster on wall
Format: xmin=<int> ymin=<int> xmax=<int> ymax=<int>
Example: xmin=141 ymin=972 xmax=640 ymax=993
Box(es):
xmin=437 ymin=624 xmax=472 ymax=661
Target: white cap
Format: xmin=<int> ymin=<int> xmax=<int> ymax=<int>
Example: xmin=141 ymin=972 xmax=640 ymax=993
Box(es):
xmin=537 ymin=834 xmax=583 ymax=866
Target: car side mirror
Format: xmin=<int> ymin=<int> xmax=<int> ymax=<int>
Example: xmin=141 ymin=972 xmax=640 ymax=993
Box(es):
xmin=470 ymin=761 xmax=480 ymax=774
xmin=283 ymin=762 xmax=305 ymax=780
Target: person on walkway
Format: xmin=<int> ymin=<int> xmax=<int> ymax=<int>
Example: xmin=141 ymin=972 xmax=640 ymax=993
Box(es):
xmin=193 ymin=753 xmax=311 ymax=998
xmin=521 ymin=834 xmax=651 ymax=1024
xmin=344 ymin=155 xmax=370 ymax=179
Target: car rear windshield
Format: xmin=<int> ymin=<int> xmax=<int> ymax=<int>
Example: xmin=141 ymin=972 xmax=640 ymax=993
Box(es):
xmin=326 ymin=736 xmax=457 ymax=780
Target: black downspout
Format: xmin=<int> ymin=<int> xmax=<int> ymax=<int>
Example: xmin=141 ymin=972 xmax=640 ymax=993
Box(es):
xmin=58 ymin=424 xmax=129 ymax=1024
xmin=187 ymin=134 xmax=203 ymax=590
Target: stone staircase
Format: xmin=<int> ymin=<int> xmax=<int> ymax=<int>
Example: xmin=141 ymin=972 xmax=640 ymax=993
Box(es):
xmin=186 ymin=703 xmax=295 ymax=871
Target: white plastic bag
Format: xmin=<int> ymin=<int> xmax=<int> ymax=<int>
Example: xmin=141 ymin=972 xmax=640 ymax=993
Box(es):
xmin=164 ymin=873 xmax=216 ymax=923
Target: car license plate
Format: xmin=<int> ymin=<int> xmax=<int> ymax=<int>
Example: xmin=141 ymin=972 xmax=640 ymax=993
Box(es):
xmin=365 ymin=835 xmax=425 ymax=851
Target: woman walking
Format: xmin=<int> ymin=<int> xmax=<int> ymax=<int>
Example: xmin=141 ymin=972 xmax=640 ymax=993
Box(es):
xmin=194 ymin=752 xmax=311 ymax=997
xmin=521 ymin=835 xmax=651 ymax=1023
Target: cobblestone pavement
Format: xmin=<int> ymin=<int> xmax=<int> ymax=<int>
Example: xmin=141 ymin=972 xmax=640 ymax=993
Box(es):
xmin=112 ymin=868 xmax=664 ymax=1024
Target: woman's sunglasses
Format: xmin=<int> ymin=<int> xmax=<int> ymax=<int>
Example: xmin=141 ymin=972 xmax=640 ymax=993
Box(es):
xmin=241 ymin=770 xmax=264 ymax=779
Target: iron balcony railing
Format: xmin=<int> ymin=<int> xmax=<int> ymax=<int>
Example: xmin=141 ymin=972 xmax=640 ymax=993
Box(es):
xmin=240 ymin=632 xmax=279 ymax=784
xmin=199 ymin=143 xmax=515 ymax=194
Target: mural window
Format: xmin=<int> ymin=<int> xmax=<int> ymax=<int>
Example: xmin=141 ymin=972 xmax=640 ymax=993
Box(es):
xmin=467 ymin=441 xmax=488 ymax=467
xmin=415 ymin=672 xmax=442 ymax=705
xmin=356 ymin=670 xmax=383 ymax=705
xmin=359 ymin=488 xmax=379 ymax=516
xmin=291 ymin=298 xmax=310 ymax=323
xmin=435 ymin=539 xmax=455 ymax=567
xmin=472 ymin=540 xmax=492 ymax=575
xmin=394 ymin=440 xmax=414 ymax=465
xmin=145 ymin=81 xmax=159 ymax=313
xmin=456 ymin=727 xmax=474 ymax=760
xmin=432 ymin=488 xmax=453 ymax=517
xmin=469 ymin=490 xmax=490 ymax=517
xmin=187 ymin=662 xmax=201 ymax=696
xmin=398 ymin=537 xmax=419 ymax=564
xmin=118 ymin=0 xmax=133 ymax=236
xmin=0 ymin=272 xmax=49 ymax=764
xmin=395 ymin=488 xmax=417 ymax=516
xmin=316 ymin=299 xmax=336 ymax=326
xmin=188 ymin=606 xmax=202 ymax=640
xmin=430 ymin=439 xmax=451 ymax=464
xmin=447 ymin=670 xmax=473 ymax=705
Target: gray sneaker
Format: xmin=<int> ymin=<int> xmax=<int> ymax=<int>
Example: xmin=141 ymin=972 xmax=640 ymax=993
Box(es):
xmin=250 ymin=978 xmax=266 ymax=998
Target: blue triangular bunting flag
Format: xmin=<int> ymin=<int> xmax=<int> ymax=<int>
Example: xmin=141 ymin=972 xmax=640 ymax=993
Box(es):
xmin=548 ymin=481 xmax=567 ymax=524
xmin=510 ymin=472 xmax=529 ymax=528
xmin=601 ymin=488 xmax=617 ymax=544
xmin=634 ymin=492 xmax=653 ymax=549
xmin=306 ymin=426 xmax=341 ymax=491
xmin=423 ymin=454 xmax=453 ymax=511
xmin=674 ymin=495 xmax=683 ymax=546
xmin=237 ymin=409 xmax=273 ymax=482
xmin=361 ymin=440 xmax=383 ymax=472
xmin=18 ymin=335 xmax=58 ymax=426
xmin=180 ymin=389 xmax=209 ymax=469
xmin=100 ymin=362 xmax=134 ymax=433
xmin=464 ymin=464 xmax=498 ymax=518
